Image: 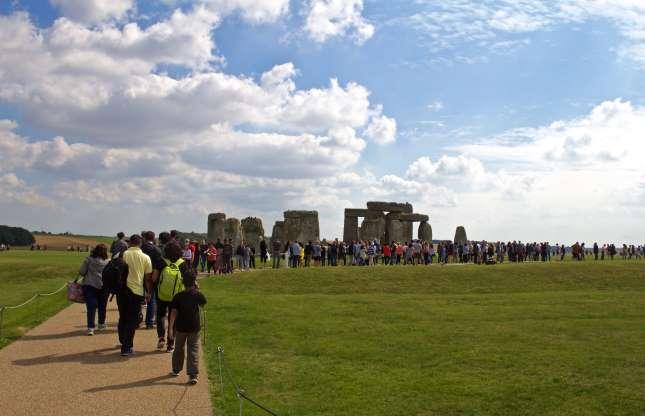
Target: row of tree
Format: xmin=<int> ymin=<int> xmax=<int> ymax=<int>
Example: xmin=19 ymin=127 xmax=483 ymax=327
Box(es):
xmin=0 ymin=225 xmax=35 ymax=246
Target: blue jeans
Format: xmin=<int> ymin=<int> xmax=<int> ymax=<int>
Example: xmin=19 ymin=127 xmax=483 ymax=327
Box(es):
xmin=145 ymin=291 xmax=156 ymax=327
xmin=82 ymin=285 xmax=108 ymax=329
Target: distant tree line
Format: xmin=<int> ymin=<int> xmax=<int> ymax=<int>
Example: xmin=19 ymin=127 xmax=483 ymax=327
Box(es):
xmin=0 ymin=225 xmax=35 ymax=246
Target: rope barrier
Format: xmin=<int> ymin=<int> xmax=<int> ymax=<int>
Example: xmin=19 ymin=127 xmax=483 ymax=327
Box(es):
xmin=216 ymin=346 xmax=280 ymax=416
xmin=38 ymin=284 xmax=68 ymax=297
xmin=3 ymin=294 xmax=39 ymax=310
xmin=0 ymin=282 xmax=67 ymax=338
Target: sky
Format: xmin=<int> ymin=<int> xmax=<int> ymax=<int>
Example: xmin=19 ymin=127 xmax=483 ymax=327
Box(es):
xmin=1 ymin=0 xmax=645 ymax=244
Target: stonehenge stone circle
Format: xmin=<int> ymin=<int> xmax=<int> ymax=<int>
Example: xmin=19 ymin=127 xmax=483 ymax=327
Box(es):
xmin=210 ymin=202 xmax=430 ymax=246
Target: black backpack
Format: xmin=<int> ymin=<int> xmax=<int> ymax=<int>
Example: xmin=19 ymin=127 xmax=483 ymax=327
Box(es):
xmin=102 ymin=253 xmax=129 ymax=295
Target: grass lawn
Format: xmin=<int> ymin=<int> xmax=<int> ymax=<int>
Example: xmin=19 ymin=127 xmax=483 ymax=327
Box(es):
xmin=200 ymin=261 xmax=645 ymax=416
xmin=0 ymin=250 xmax=83 ymax=348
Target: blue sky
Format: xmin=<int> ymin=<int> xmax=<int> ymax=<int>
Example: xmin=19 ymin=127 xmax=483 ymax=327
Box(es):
xmin=1 ymin=0 xmax=645 ymax=243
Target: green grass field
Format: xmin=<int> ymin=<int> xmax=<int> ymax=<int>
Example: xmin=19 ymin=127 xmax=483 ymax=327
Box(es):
xmin=1 ymin=251 xmax=643 ymax=414
xmin=200 ymin=261 xmax=645 ymax=416
xmin=0 ymin=250 xmax=82 ymax=348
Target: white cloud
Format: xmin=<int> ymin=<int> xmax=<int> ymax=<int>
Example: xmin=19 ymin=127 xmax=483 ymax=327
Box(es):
xmin=305 ymin=0 xmax=374 ymax=44
xmin=455 ymin=99 xmax=645 ymax=170
xmin=50 ymin=0 xmax=134 ymax=24
xmin=202 ymin=0 xmax=290 ymax=23
xmin=364 ymin=114 xmax=397 ymax=145
xmin=404 ymin=0 xmax=645 ymax=65
xmin=0 ymin=173 xmax=53 ymax=208
xmin=427 ymin=101 xmax=444 ymax=112
xmin=0 ymin=12 xmax=392 ymax=148
xmin=406 ymin=155 xmax=486 ymax=181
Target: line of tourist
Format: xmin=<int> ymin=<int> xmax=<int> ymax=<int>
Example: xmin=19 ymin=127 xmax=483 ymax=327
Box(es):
xmin=266 ymin=239 xmax=645 ymax=267
xmin=76 ymin=230 xmax=207 ymax=385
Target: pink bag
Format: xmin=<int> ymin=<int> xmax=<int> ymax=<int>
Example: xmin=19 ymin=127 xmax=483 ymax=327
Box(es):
xmin=67 ymin=280 xmax=85 ymax=303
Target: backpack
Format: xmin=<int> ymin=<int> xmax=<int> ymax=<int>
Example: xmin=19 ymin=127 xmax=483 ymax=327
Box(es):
xmin=102 ymin=253 xmax=128 ymax=295
xmin=158 ymin=258 xmax=185 ymax=302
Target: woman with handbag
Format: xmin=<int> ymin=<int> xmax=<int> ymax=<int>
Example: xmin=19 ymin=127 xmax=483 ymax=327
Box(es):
xmin=79 ymin=244 xmax=109 ymax=335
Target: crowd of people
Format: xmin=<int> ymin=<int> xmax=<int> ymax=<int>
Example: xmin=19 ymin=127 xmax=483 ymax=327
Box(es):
xmin=261 ymin=239 xmax=645 ymax=268
xmin=77 ymin=230 xmax=207 ymax=385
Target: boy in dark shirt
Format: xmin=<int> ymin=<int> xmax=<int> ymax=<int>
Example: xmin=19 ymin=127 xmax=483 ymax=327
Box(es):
xmin=168 ymin=270 xmax=207 ymax=384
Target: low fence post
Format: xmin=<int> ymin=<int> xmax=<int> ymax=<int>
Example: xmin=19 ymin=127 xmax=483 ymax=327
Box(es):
xmin=0 ymin=307 xmax=5 ymax=338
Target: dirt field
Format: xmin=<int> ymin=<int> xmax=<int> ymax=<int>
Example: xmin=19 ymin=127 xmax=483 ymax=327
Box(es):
xmin=33 ymin=234 xmax=112 ymax=250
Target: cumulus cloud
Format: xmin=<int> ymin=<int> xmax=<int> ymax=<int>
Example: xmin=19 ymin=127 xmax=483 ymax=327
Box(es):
xmin=455 ymin=99 xmax=644 ymax=170
xmin=50 ymin=0 xmax=134 ymax=24
xmin=0 ymin=173 xmax=54 ymax=208
xmin=406 ymin=155 xmax=486 ymax=181
xmin=305 ymin=0 xmax=375 ymax=44
xmin=364 ymin=114 xmax=397 ymax=145
xmin=0 ymin=11 xmax=392 ymax=149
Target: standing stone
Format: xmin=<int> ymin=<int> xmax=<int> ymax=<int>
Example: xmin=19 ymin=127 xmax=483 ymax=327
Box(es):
xmin=224 ymin=218 xmax=242 ymax=247
xmin=454 ymin=226 xmax=468 ymax=245
xmin=207 ymin=213 xmax=227 ymax=243
xmin=283 ymin=210 xmax=319 ymax=243
xmin=343 ymin=215 xmax=359 ymax=242
xmin=386 ymin=213 xmax=405 ymax=243
xmin=272 ymin=221 xmax=286 ymax=243
xmin=418 ymin=221 xmax=432 ymax=242
xmin=359 ymin=211 xmax=386 ymax=242
xmin=241 ymin=217 xmax=264 ymax=250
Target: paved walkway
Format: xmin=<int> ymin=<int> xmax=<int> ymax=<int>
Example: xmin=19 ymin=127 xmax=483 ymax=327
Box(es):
xmin=0 ymin=301 xmax=213 ymax=416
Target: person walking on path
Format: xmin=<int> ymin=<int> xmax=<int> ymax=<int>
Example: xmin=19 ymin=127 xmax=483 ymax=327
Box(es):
xmin=156 ymin=242 xmax=191 ymax=352
xmin=168 ymin=270 xmax=206 ymax=385
xmin=79 ymin=244 xmax=109 ymax=335
xmin=118 ymin=235 xmax=152 ymax=356
xmin=142 ymin=231 xmax=165 ymax=330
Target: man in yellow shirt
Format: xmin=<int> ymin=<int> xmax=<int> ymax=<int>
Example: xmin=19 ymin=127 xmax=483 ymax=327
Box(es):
xmin=117 ymin=234 xmax=152 ymax=356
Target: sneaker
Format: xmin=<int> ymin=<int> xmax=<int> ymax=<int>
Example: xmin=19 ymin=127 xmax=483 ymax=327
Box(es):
xmin=157 ymin=338 xmax=165 ymax=351
xmin=97 ymin=324 xmax=107 ymax=330
xmin=170 ymin=371 xmax=180 ymax=377
xmin=189 ymin=376 xmax=198 ymax=385
xmin=87 ymin=328 xmax=94 ymax=336
xmin=120 ymin=348 xmax=134 ymax=357
xmin=166 ymin=345 xmax=175 ymax=353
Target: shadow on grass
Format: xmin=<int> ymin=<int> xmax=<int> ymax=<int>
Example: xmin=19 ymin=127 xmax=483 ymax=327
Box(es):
xmin=12 ymin=347 xmax=158 ymax=366
xmin=84 ymin=374 xmax=189 ymax=392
